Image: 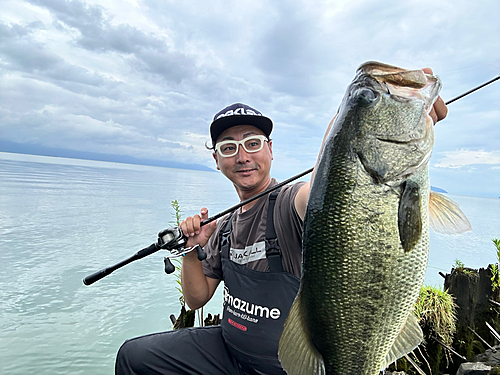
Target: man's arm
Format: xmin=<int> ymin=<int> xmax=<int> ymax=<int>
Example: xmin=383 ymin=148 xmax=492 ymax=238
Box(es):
xmin=294 ymin=73 xmax=449 ymax=221
xmin=179 ymin=208 xmax=220 ymax=310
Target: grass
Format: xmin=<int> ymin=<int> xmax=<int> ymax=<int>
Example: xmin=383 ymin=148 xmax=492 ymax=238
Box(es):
xmin=494 ymin=239 xmax=500 ymax=261
xmin=413 ymin=285 xmax=457 ymax=348
xmin=491 ymin=239 xmax=500 ymax=292
xmin=391 ymin=286 xmax=457 ymax=374
xmin=169 ymin=200 xmax=210 ymax=328
xmin=454 ymin=259 xmax=465 ymax=270
xmin=169 ymin=200 xmax=185 ymax=307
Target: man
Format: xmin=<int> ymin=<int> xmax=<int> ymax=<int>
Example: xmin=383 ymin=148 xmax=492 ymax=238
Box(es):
xmin=116 ymin=80 xmax=447 ymax=374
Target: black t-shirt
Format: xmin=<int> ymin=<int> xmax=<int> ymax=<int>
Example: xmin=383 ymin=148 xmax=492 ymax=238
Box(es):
xmin=202 ymin=179 xmax=305 ymax=280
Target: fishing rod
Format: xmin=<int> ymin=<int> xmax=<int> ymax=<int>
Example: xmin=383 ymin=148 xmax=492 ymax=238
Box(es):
xmin=83 ymin=167 xmax=313 ymax=285
xmin=444 ymin=74 xmax=500 ymax=105
xmin=83 ymin=74 xmax=499 ymax=286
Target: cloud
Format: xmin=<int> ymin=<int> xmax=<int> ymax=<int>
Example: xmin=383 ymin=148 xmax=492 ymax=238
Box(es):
xmin=433 ymin=149 xmax=500 ymax=168
xmin=0 ymin=0 xmax=499 ymax=195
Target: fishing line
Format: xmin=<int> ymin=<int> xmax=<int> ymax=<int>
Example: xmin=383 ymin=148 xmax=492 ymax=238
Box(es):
xmin=426 ymin=265 xmax=448 ymax=272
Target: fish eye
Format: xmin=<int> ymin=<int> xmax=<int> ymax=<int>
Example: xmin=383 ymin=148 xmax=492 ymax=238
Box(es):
xmin=355 ymin=88 xmax=379 ymax=106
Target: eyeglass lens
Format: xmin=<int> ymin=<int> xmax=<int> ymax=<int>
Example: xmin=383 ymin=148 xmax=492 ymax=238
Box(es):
xmin=219 ymin=137 xmax=264 ymax=156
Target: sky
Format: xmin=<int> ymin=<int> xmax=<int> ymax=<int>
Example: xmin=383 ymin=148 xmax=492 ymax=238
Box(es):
xmin=0 ymin=0 xmax=499 ymax=197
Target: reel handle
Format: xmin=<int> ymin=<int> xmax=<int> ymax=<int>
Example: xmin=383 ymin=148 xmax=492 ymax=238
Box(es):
xmin=164 ymin=257 xmax=175 ymax=274
xmin=196 ymin=245 xmax=207 ymax=261
xmin=163 ymin=245 xmax=207 ymax=274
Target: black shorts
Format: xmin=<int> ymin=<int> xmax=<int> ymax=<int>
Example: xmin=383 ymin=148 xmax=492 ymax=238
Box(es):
xmin=115 ymin=326 xmax=243 ymax=375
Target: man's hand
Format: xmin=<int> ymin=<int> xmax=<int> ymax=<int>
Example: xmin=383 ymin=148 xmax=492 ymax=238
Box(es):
xmin=180 ymin=207 xmax=220 ymax=310
xmin=423 ymin=67 xmax=448 ymax=124
xmin=179 ymin=208 xmax=217 ymax=250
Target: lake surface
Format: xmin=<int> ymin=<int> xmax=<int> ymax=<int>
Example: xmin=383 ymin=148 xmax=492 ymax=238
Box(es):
xmin=1 ymin=152 xmax=499 ymax=374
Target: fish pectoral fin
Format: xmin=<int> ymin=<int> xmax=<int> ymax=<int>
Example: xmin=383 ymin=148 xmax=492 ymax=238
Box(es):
xmin=398 ymin=181 xmax=423 ymax=252
xmin=383 ymin=313 xmax=423 ymax=369
xmin=429 ymin=191 xmax=472 ymax=235
xmin=278 ymin=293 xmax=325 ymax=375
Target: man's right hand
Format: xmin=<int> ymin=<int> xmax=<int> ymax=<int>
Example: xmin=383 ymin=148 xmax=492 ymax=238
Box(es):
xmin=179 ymin=208 xmax=217 ymax=250
xmin=180 ymin=207 xmax=220 ymax=310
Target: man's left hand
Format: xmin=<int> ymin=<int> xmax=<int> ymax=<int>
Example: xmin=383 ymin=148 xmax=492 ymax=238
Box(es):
xmin=423 ymin=67 xmax=448 ymax=124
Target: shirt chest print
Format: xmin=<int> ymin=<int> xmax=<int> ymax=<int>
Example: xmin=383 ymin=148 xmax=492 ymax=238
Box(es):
xmin=229 ymin=241 xmax=266 ymax=265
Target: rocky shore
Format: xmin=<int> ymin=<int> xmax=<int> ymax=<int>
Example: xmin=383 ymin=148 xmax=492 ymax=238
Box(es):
xmin=388 ymin=265 xmax=500 ymax=375
xmin=387 ymin=344 xmax=500 ymax=374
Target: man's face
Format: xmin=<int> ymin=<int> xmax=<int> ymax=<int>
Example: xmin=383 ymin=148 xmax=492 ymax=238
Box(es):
xmin=213 ymin=125 xmax=273 ymax=195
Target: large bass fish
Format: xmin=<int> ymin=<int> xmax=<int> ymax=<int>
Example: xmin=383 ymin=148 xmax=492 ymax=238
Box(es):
xmin=278 ymin=62 xmax=470 ymax=375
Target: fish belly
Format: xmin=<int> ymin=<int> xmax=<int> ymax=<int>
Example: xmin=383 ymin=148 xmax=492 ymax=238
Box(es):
xmin=301 ymin=159 xmax=429 ymax=374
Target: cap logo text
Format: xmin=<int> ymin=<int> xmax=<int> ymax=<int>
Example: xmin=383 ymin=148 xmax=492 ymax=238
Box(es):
xmin=216 ymin=107 xmax=262 ymax=120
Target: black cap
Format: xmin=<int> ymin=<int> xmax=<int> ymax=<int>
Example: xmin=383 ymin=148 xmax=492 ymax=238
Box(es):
xmin=210 ymin=103 xmax=273 ymax=145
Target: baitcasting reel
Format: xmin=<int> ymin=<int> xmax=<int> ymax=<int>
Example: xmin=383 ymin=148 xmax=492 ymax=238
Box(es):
xmin=157 ymin=227 xmax=207 ymax=274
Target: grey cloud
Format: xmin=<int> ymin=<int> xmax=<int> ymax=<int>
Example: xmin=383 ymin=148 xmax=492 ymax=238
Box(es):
xmin=255 ymin=8 xmax=324 ymax=96
xmin=28 ymin=0 xmax=107 ymax=31
xmin=128 ymin=49 xmax=195 ymax=84
xmin=28 ymin=0 xmax=196 ymax=84
xmin=0 ymin=20 xmax=114 ymax=92
xmin=77 ymin=23 xmax=162 ymax=53
xmin=0 ymin=23 xmax=30 ymax=40
xmin=1 ymin=0 xmax=499 ymax=192
xmin=0 ymin=22 xmax=58 ymax=73
xmin=0 ymin=38 xmax=59 ymax=72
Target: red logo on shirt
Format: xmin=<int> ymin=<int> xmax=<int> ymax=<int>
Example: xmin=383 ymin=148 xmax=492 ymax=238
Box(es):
xmin=228 ymin=318 xmax=247 ymax=331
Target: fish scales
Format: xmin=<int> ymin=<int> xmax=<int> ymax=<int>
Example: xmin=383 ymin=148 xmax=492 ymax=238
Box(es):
xmin=303 ymin=150 xmax=430 ymax=374
xmin=278 ymin=62 xmax=451 ymax=375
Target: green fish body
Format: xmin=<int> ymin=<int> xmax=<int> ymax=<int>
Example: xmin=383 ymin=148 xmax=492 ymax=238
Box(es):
xmin=279 ymin=62 xmax=470 ymax=375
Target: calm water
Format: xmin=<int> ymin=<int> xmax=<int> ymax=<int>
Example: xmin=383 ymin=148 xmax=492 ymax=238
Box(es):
xmin=1 ymin=152 xmax=499 ymax=374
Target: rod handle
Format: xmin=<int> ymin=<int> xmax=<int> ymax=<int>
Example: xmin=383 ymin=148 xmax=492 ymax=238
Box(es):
xmin=83 ymin=269 xmax=110 ymax=286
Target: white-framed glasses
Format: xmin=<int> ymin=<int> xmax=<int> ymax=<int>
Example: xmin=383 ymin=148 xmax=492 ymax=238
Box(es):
xmin=215 ymin=135 xmax=269 ymax=158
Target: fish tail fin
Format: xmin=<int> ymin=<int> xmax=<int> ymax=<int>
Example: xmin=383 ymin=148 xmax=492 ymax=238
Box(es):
xmin=383 ymin=313 xmax=423 ymax=369
xmin=278 ymin=293 xmax=325 ymax=375
xmin=428 ymin=191 xmax=472 ymax=234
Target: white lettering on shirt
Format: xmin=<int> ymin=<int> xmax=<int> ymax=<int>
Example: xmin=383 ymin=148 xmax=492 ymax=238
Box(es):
xmin=229 ymin=241 xmax=266 ymax=265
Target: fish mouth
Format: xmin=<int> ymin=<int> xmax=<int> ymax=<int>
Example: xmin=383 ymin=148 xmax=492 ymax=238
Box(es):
xmin=366 ymin=63 xmax=440 ymax=152
xmin=359 ymin=61 xmax=442 ymax=115
xmin=353 ymin=63 xmax=440 ymax=183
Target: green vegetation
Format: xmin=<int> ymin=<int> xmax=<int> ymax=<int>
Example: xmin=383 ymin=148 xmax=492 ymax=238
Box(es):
xmin=415 ymin=285 xmax=456 ymax=374
xmin=491 ymin=264 xmax=499 ymax=292
xmin=169 ymin=200 xmax=219 ymax=328
xmin=169 ymin=200 xmax=185 ymax=307
xmin=453 ymin=258 xmax=476 ymax=276
xmin=454 ymin=259 xmax=465 ymax=270
xmin=493 ymin=238 xmax=500 ymax=260
xmin=491 ymin=239 xmax=500 ymax=292
xmin=390 ymin=286 xmax=457 ymax=374
xmin=169 ymin=200 xmax=196 ymax=329
xmin=413 ymin=285 xmax=457 ymax=347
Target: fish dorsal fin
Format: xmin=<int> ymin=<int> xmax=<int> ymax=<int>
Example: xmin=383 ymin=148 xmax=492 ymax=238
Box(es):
xmin=398 ymin=181 xmax=423 ymax=252
xmin=278 ymin=292 xmax=325 ymax=375
xmin=429 ymin=191 xmax=472 ymax=234
xmin=383 ymin=313 xmax=423 ymax=369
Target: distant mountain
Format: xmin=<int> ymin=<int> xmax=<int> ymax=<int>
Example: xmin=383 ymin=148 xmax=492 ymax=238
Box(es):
xmin=431 ymin=186 xmax=448 ymax=193
xmin=0 ymin=140 xmax=214 ymax=172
